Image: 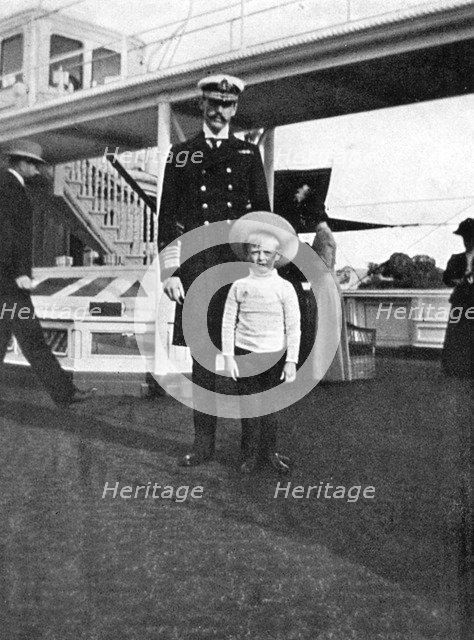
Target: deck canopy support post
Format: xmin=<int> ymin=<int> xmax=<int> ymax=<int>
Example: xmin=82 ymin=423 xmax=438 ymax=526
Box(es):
xmin=154 ymin=101 xmax=172 ymax=376
xmin=261 ymin=127 xmax=275 ymax=210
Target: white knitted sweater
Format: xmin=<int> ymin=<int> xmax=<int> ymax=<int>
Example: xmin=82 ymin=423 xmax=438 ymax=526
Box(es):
xmin=221 ymin=269 xmax=301 ymax=363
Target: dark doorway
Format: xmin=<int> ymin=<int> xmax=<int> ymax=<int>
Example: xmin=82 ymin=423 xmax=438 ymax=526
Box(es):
xmin=69 ymin=234 xmax=84 ymax=266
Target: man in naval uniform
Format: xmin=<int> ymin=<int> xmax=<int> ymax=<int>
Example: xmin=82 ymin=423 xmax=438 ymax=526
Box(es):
xmin=158 ymin=74 xmax=271 ymax=467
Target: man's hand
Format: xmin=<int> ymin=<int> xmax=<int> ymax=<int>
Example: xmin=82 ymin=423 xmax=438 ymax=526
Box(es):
xmin=224 ymin=355 xmax=239 ymax=381
xmin=163 ymin=276 xmax=185 ymax=304
xmin=15 ymin=275 xmax=39 ymax=291
xmin=281 ymin=361 xmax=296 ymax=383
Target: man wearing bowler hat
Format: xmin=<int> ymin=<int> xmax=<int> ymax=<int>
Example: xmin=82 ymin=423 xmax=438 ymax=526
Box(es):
xmin=158 ymin=73 xmax=271 ymax=466
xmin=0 ymin=140 xmax=95 ymax=408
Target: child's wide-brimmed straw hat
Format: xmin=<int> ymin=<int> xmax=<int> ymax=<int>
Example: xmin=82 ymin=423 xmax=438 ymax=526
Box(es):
xmin=229 ymin=211 xmax=299 ymax=266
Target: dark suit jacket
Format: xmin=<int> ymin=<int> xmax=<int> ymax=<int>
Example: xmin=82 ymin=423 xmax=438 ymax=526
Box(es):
xmin=0 ymin=169 xmax=34 ymax=295
xmin=158 ymin=131 xmax=270 ymax=346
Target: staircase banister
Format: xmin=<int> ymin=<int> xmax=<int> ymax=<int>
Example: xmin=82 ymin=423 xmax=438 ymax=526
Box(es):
xmin=107 ymin=157 xmax=156 ymax=212
xmin=61 ymin=182 xmax=117 ymax=256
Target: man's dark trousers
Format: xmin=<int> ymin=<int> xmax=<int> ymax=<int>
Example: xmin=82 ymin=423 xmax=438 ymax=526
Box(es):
xmin=188 ymin=280 xmax=233 ymax=458
xmin=0 ymin=292 xmax=74 ymax=405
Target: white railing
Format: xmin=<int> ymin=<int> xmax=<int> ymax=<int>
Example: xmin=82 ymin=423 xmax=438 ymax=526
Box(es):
xmin=343 ymin=289 xmax=452 ymax=349
xmin=94 ymin=0 xmax=453 ymax=74
xmin=63 ymin=158 xmax=156 ymax=264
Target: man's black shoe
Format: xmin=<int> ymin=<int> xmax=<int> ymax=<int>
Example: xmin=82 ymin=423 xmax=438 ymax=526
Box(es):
xmin=240 ymin=457 xmax=259 ymax=475
xmin=58 ymin=387 xmax=97 ymax=409
xmin=178 ymin=452 xmax=212 ymax=467
xmin=269 ymin=452 xmax=291 ymax=474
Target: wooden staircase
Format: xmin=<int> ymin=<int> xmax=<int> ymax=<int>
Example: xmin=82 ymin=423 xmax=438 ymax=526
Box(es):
xmin=53 ymin=157 xmax=157 ymax=265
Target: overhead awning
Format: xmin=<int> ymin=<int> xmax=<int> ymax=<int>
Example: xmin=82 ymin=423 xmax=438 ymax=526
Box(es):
xmin=0 ymin=4 xmax=472 ymax=163
xmin=325 ymin=95 xmax=474 ymax=229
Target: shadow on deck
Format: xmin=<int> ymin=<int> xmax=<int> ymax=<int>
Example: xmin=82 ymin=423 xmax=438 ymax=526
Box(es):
xmin=0 ymin=353 xmax=471 ymax=639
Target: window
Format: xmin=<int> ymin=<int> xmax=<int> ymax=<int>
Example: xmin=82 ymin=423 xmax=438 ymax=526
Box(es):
xmin=0 ymin=34 xmax=24 ymax=88
xmin=91 ymin=333 xmax=140 ymax=356
xmin=49 ymin=34 xmax=83 ymax=90
xmin=92 ymin=47 xmax=121 ymax=86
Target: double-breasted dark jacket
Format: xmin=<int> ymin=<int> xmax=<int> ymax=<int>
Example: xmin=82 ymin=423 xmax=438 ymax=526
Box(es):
xmin=0 ymin=169 xmax=34 ymax=295
xmin=158 ymin=131 xmax=270 ymax=347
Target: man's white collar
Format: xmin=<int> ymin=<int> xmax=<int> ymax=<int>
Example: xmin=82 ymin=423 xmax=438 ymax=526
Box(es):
xmin=8 ymin=168 xmax=25 ymax=187
xmin=203 ymin=123 xmax=229 ymax=140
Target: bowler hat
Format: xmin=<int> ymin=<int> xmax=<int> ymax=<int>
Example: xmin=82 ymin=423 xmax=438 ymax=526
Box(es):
xmin=198 ymin=74 xmax=245 ymax=102
xmin=229 ymin=211 xmax=299 ymax=266
xmin=453 ymin=218 xmax=474 ymax=239
xmin=4 ymin=140 xmax=46 ymax=164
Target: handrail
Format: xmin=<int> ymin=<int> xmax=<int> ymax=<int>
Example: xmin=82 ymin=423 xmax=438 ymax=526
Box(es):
xmin=107 ymin=157 xmax=156 ymax=212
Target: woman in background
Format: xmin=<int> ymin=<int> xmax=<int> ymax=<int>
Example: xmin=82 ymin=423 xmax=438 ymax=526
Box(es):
xmin=281 ymin=184 xmax=352 ymax=381
xmin=442 ymin=218 xmax=474 ymax=379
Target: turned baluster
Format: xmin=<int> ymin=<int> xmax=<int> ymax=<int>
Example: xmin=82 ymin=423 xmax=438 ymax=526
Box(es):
xmin=96 ymin=166 xmax=102 ymax=213
xmin=80 ymin=159 xmax=87 ymax=197
xmin=123 ymin=183 xmax=130 ymax=240
xmin=92 ymin=162 xmax=99 ymax=212
xmin=72 ymin=160 xmax=80 ymax=182
xmin=86 ymin=160 xmax=93 ymax=198
xmin=105 ymin=169 xmax=112 ymax=225
xmin=118 ymin=176 xmax=125 ymax=238
xmin=131 ymin=191 xmax=138 ymax=252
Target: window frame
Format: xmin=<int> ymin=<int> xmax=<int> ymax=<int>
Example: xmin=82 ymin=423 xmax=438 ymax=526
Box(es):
xmin=48 ymin=33 xmax=84 ymax=91
xmin=0 ymin=32 xmax=24 ymax=89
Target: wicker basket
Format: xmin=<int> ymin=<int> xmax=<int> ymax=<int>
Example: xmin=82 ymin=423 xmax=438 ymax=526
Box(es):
xmin=347 ymin=322 xmax=376 ymax=380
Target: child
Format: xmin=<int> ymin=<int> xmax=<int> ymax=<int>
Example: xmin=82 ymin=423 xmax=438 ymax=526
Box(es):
xmin=222 ymin=212 xmax=301 ymax=474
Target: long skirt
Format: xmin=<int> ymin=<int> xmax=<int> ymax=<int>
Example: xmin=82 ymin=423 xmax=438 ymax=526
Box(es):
xmin=442 ymin=305 xmax=474 ymax=378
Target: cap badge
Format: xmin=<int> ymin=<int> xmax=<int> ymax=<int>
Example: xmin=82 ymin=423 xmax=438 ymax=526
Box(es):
xmin=218 ymin=79 xmax=230 ymax=93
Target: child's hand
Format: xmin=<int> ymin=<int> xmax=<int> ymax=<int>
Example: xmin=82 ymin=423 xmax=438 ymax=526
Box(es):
xmin=224 ymin=355 xmax=239 ymax=381
xmin=281 ymin=362 xmax=296 ymax=383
